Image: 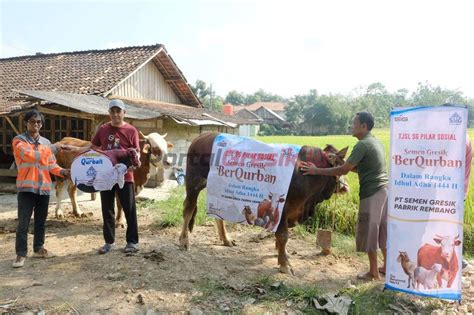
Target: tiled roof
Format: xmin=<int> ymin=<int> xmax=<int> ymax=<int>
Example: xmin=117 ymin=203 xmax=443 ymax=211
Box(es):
xmin=0 ymin=45 xmax=163 ymax=98
xmin=118 ymin=96 xmax=259 ymax=125
xmin=15 ymin=90 xmax=162 ymax=120
xmin=234 ymin=101 xmax=287 ymax=112
xmin=0 ymin=44 xmax=201 ymax=113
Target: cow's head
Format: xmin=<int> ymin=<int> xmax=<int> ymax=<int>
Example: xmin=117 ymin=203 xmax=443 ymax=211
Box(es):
xmin=433 ymin=234 xmax=462 ymax=262
xmin=126 ymin=147 xmax=141 ymax=168
xmin=323 ymin=144 xmax=350 ymax=194
xmin=324 ymin=144 xmax=348 ymax=167
xmin=140 ymin=131 xmax=174 ymax=168
xmin=268 ymin=192 xmax=286 ymax=210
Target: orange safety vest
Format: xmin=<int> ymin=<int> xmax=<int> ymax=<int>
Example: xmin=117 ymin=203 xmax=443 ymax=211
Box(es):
xmin=13 ymin=133 xmax=64 ymax=195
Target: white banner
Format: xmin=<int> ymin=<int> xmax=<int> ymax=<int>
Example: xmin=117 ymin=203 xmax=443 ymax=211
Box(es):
xmin=385 ymin=106 xmax=467 ymax=301
xmin=71 ymin=150 xmax=127 ymax=192
xmin=207 ymin=134 xmax=301 ymax=232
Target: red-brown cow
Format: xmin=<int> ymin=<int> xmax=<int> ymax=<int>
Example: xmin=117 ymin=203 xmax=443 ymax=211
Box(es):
xmin=55 ymin=132 xmax=173 ymax=225
xmin=179 ymin=132 xmax=348 ymax=274
xmin=417 ymin=234 xmax=461 ymax=288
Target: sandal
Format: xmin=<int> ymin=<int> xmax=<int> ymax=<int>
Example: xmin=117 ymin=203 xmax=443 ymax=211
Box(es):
xmin=98 ymin=243 xmax=115 ymax=254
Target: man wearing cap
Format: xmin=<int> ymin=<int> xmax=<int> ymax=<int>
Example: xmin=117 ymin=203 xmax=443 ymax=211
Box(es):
xmin=91 ymin=99 xmax=141 ymax=254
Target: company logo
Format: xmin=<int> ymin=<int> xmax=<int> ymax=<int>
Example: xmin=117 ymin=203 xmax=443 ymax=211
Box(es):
xmin=394 ymin=115 xmax=408 ymax=122
xmin=217 ymin=140 xmax=227 ymax=147
xmin=86 ymin=166 xmax=98 ymax=178
xmin=449 ymin=112 xmax=462 ymax=125
xmin=81 ymin=157 xmax=104 ymax=166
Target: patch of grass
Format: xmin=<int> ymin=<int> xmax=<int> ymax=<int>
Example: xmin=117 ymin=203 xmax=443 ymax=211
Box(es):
xmin=192 ymin=277 xmax=229 ymax=302
xmin=256 ymin=275 xmax=321 ymax=303
xmin=342 ymin=283 xmax=443 ymax=315
xmin=190 ymin=273 xmax=448 ymax=314
xmin=331 ymin=232 xmax=356 ymax=256
xmin=142 ymin=186 xmax=211 ymax=229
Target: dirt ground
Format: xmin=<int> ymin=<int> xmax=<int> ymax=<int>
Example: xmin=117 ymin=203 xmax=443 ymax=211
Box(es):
xmin=0 ymin=183 xmax=473 ymax=314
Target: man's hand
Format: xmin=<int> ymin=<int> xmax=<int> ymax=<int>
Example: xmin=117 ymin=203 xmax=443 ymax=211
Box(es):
xmin=60 ymin=144 xmax=73 ymax=151
xmin=299 ymin=161 xmax=319 ymax=175
xmin=61 ymin=169 xmax=71 ymax=177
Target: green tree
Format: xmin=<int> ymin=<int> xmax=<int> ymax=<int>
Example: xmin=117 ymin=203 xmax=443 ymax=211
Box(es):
xmin=190 ymin=80 xmax=223 ymax=112
xmin=224 ymin=90 xmax=246 ymax=105
xmin=411 ymin=82 xmax=465 ymax=106
xmin=285 ymin=89 xmax=318 ymax=130
xmin=191 ymin=80 xmax=210 ymax=99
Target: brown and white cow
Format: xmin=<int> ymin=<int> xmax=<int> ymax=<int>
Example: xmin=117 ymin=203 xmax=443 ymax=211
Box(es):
xmin=417 ymin=234 xmax=462 ymax=288
xmin=179 ymin=132 xmax=348 ymax=274
xmin=55 ymin=132 xmax=173 ymax=224
xmin=256 ymin=192 xmax=286 ymax=230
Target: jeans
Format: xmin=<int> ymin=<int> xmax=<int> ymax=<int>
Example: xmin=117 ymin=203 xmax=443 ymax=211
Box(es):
xmin=15 ymin=192 xmax=50 ymax=257
xmin=100 ymin=182 xmax=138 ymax=245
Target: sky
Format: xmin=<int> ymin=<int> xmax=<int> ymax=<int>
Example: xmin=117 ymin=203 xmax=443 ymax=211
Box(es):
xmin=2 ymin=0 xmax=474 ymax=99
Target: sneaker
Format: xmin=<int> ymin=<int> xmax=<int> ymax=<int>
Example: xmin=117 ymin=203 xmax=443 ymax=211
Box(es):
xmin=462 ymin=260 xmax=471 ymax=273
xmin=124 ymin=242 xmax=139 ymax=253
xmin=98 ymin=243 xmax=115 ymax=254
xmin=33 ymin=248 xmax=56 ymax=258
xmin=12 ymin=256 xmax=26 ymax=268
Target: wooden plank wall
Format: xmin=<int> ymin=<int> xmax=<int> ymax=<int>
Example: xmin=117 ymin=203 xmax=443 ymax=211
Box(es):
xmin=109 ymin=62 xmax=182 ymax=104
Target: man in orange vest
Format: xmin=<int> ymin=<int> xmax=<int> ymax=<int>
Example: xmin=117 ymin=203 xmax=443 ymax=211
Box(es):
xmin=12 ymin=110 xmax=70 ymax=268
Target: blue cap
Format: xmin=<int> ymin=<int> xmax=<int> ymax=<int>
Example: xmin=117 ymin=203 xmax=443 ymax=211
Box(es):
xmin=108 ymin=99 xmax=125 ymax=110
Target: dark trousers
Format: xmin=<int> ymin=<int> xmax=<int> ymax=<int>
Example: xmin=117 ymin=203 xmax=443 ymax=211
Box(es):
xmin=100 ymin=182 xmax=139 ymax=245
xmin=16 ymin=192 xmax=50 ymax=257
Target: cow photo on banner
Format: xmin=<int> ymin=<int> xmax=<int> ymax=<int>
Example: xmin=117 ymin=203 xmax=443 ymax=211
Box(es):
xmin=206 ymin=134 xmax=300 ymax=232
xmin=385 ymin=105 xmax=468 ymax=301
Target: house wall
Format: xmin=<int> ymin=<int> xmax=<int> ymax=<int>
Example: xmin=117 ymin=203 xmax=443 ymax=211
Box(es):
xmin=235 ymin=110 xmax=257 ymax=120
xmin=238 ymin=124 xmax=260 ymax=137
xmin=254 ymin=107 xmax=283 ymax=125
xmin=109 ymin=62 xmax=182 ymax=104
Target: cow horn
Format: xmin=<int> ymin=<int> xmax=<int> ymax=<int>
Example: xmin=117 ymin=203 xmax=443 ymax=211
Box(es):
xmin=160 ymin=133 xmax=167 ymax=138
xmin=139 ymin=131 xmax=148 ymax=139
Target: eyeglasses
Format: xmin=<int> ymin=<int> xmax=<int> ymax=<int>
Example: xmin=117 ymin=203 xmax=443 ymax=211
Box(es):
xmin=28 ymin=119 xmax=43 ymax=125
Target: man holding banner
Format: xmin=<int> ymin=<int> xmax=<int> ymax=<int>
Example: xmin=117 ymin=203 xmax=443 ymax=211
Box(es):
xmin=300 ymin=111 xmax=388 ymax=281
xmin=74 ymin=99 xmax=141 ymax=254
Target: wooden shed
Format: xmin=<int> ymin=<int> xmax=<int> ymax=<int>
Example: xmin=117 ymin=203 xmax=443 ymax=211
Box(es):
xmin=0 ymin=44 xmax=248 ymax=187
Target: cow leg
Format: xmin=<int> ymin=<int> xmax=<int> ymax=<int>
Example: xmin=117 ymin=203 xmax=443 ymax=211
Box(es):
xmin=437 ymin=272 xmax=443 ymax=288
xmin=179 ymin=191 xmax=197 ymax=250
xmin=275 ymin=219 xmax=293 ymax=275
xmin=68 ymin=180 xmax=84 ymax=217
xmin=215 ymin=219 xmax=236 ymax=247
xmin=179 ymin=180 xmax=206 ymax=250
xmin=55 ymin=179 xmax=65 ymax=218
xmin=115 ymin=193 xmax=125 ymax=228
